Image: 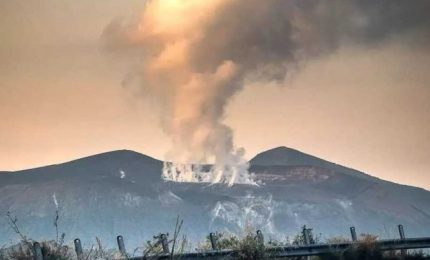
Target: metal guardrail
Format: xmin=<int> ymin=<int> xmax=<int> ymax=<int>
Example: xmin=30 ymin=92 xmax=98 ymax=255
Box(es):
xmin=31 ymin=224 xmax=430 ymax=260
xmin=122 ymin=237 xmax=430 ymax=259
xmin=266 ymin=237 xmax=430 ymax=258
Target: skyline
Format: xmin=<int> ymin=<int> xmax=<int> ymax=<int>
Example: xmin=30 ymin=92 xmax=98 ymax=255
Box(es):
xmin=1 ymin=1 xmax=430 ymax=189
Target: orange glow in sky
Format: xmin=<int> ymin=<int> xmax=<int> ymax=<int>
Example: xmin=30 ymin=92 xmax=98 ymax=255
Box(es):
xmin=0 ymin=0 xmax=429 ymax=190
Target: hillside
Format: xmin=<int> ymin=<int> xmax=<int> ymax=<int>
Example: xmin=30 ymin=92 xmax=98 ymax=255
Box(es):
xmin=1 ymin=147 xmax=430 ymax=250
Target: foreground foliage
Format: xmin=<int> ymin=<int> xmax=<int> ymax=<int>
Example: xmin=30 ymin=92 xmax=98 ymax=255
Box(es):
xmin=2 ymin=212 xmax=429 ymax=259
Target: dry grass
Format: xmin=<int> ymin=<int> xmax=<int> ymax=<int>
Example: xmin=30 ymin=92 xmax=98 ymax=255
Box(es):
xmin=2 ymin=211 xmax=429 ymax=260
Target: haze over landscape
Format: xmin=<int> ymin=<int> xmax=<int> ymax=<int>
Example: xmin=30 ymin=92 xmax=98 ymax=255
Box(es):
xmin=2 ymin=1 xmax=430 ymax=258
xmin=1 ymin=0 xmax=430 ymax=190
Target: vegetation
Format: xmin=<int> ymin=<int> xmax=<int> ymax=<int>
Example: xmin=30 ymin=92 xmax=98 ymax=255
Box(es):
xmin=197 ymin=227 xmax=264 ymax=259
xmin=2 ymin=212 xmax=429 ymax=260
xmin=1 ymin=211 xmax=73 ymax=260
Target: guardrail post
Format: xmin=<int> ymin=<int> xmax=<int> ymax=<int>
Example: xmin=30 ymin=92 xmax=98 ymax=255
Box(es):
xmin=74 ymin=238 xmax=84 ymax=260
xmin=302 ymin=226 xmax=311 ymax=260
xmin=256 ymin=230 xmax=264 ymax=258
xmin=350 ymin=227 xmax=357 ymax=242
xmin=209 ymin=233 xmax=217 ymax=250
xmin=160 ymin=234 xmax=170 ymax=254
xmin=398 ymin=225 xmax=405 ymax=240
xmin=302 ymin=225 xmax=310 ymax=245
xmin=398 ymin=225 xmax=406 ymax=256
xmin=33 ymin=242 xmax=43 ymax=260
xmin=117 ymin=235 xmax=127 ymax=257
xmin=256 ymin=230 xmax=264 ymax=246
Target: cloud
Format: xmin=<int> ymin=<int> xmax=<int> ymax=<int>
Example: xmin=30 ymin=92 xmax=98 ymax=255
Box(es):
xmin=102 ymin=0 xmax=430 ymax=184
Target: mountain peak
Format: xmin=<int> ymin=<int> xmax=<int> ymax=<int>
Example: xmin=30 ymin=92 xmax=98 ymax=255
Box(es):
xmin=81 ymin=149 xmax=146 ymax=159
xmin=62 ymin=149 xmax=161 ymax=165
xmin=250 ymin=146 xmax=316 ymax=166
xmin=250 ymin=146 xmax=374 ymax=181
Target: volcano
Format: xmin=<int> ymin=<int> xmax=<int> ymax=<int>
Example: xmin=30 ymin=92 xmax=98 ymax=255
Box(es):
xmin=1 ymin=147 xmax=430 ymax=250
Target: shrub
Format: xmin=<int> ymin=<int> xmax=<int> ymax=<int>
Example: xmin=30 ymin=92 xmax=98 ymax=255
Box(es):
xmin=292 ymin=225 xmax=321 ymax=245
xmin=2 ymin=240 xmax=73 ymax=260
xmin=197 ymin=229 xmax=265 ymax=259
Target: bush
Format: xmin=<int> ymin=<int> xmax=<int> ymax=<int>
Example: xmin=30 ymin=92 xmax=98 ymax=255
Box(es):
xmin=2 ymin=240 xmax=73 ymax=260
xmin=318 ymin=234 xmax=430 ymax=260
xmin=197 ymin=229 xmax=265 ymax=259
xmin=292 ymin=225 xmax=321 ymax=245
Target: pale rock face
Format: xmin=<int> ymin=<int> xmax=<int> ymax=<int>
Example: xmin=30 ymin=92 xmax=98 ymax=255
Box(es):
xmin=119 ymin=169 xmax=126 ymax=179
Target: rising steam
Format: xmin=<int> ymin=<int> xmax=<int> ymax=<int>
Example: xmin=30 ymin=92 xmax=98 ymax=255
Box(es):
xmin=103 ymin=0 xmax=430 ymax=185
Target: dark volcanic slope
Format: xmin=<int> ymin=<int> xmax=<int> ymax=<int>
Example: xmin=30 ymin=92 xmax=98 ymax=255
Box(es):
xmin=250 ymin=146 xmax=375 ymax=181
xmin=1 ymin=147 xmax=430 ymax=250
xmin=0 ymin=150 xmax=162 ymax=186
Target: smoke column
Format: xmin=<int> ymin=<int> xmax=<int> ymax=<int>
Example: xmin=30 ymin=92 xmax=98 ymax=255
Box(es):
xmin=103 ymin=0 xmax=430 ymax=185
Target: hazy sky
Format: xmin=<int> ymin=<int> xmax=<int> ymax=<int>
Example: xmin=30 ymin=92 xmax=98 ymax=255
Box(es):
xmin=1 ymin=1 xmax=430 ymax=189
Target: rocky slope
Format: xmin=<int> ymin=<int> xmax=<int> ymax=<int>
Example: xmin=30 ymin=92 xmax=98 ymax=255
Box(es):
xmin=1 ymin=147 xmax=429 ymax=250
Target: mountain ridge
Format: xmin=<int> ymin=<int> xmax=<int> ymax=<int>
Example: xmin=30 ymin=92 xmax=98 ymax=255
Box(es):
xmin=0 ymin=146 xmax=420 ymax=191
xmin=0 ymin=146 xmax=373 ymax=179
xmin=1 ymin=146 xmax=430 ymax=249
xmin=250 ymin=146 xmax=380 ymax=182
xmin=1 ymin=146 xmax=425 ymax=191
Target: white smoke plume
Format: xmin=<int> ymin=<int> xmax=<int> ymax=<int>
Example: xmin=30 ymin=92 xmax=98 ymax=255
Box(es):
xmin=102 ymin=0 xmax=430 ymax=185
